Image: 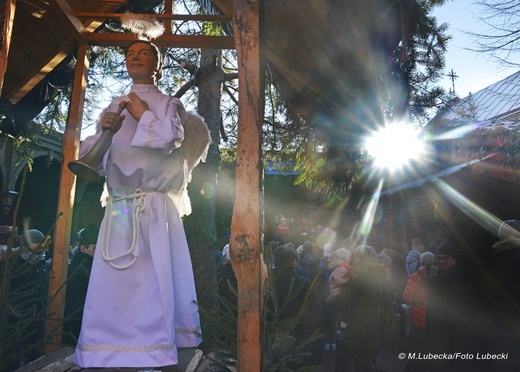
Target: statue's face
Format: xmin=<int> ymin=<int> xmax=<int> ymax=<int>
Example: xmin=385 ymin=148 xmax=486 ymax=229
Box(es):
xmin=125 ymin=42 xmax=158 ymax=84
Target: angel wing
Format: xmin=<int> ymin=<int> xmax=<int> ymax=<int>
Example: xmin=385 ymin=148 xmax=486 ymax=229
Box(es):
xmin=181 ymin=111 xmax=212 ymax=174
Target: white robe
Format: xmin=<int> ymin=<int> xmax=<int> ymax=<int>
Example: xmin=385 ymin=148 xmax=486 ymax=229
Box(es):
xmin=73 ymin=84 xmax=202 ymax=368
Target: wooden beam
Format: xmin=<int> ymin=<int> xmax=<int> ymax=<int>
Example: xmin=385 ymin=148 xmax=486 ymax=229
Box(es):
xmin=0 ymin=0 xmax=17 ymax=97
xmin=45 ymin=41 xmax=90 ymax=353
xmin=164 ymin=0 xmax=173 ymax=35
xmin=88 ymin=33 xmax=235 ymax=50
xmin=53 ymin=0 xmax=88 ymax=41
xmin=7 ymin=31 xmax=234 ymax=104
xmin=75 ymin=12 xmax=232 ymax=22
xmin=231 ymin=0 xmax=265 ymax=371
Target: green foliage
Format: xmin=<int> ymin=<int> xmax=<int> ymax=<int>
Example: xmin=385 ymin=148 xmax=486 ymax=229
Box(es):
xmin=294 ymin=143 xmax=370 ymax=199
xmin=264 ymin=256 xmax=325 ymax=371
xmin=204 ymin=21 xmax=224 ymax=36
xmin=33 ymin=87 xmax=71 ymax=133
xmin=197 ymin=242 xmax=325 ymax=371
xmin=392 ymin=0 xmax=452 ymax=117
xmin=0 ymin=124 xmax=47 ymax=171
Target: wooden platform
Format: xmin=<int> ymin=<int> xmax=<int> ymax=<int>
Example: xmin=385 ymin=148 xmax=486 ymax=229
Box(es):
xmin=15 ymin=348 xmax=236 ymax=372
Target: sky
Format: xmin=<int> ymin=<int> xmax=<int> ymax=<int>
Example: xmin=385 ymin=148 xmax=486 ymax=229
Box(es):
xmin=432 ymin=0 xmax=518 ymax=98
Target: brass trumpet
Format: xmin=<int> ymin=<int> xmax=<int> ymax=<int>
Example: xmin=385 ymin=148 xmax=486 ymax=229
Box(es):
xmin=68 ymin=101 xmax=128 ymax=182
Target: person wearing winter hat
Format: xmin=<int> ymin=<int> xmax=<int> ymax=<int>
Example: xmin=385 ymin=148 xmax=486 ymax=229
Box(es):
xmin=274 ymin=244 xmax=298 ymax=267
xmin=493 ymin=220 xmax=520 ymax=268
xmin=376 ymin=252 xmax=392 ymax=268
xmin=300 ymin=240 xmax=318 ymax=257
xmin=322 ymin=242 xmax=333 ymax=261
xmin=405 ymin=238 xmax=425 ymax=277
xmin=497 ymin=219 xmax=520 ymax=241
xmin=402 ymin=251 xmax=437 ymax=371
xmin=434 ymin=239 xmax=458 ymax=272
xmin=221 ymin=243 xmax=231 ymax=264
xmin=217 ymin=243 xmax=237 ymax=313
xmin=19 ymin=229 xmax=46 ymax=263
xmin=324 ymin=247 xmax=352 ymax=351
xmin=23 ymin=229 xmax=45 ymax=247
xmin=327 ymin=248 xmax=352 ymax=300
xmin=333 ymin=245 xmax=381 ymax=372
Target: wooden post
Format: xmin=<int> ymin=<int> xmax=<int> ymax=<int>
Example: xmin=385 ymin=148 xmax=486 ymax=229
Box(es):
xmin=164 ymin=0 xmax=173 ymax=35
xmin=0 ymin=0 xmax=17 ymax=95
xmin=231 ymin=0 xmax=266 ymax=371
xmin=45 ymin=41 xmax=90 ymax=353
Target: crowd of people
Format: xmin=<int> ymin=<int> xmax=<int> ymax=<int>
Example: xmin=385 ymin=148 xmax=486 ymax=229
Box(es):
xmin=2 ymin=205 xmax=520 ymax=372
xmin=3 ymin=207 xmax=520 ymax=371
xmin=216 ymin=211 xmax=520 ymax=371
xmin=0 ymin=224 xmax=103 ymax=369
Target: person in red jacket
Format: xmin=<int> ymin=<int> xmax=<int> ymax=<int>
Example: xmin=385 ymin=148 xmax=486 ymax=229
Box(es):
xmin=402 ymin=251 xmax=437 ymax=368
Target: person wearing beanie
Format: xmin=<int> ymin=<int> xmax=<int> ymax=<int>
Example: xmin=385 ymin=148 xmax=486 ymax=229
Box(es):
xmin=322 ymin=242 xmax=333 ymax=261
xmin=273 ymin=244 xmax=298 ymax=268
xmin=17 ymin=229 xmax=47 ymax=264
xmin=300 ymin=240 xmax=318 ymax=257
xmin=376 ymin=252 xmax=392 ymax=268
xmin=375 ymin=252 xmax=393 ymax=287
xmin=340 ymin=237 xmax=357 ymax=252
xmin=434 ymin=239 xmax=458 ymax=272
xmin=493 ymin=220 xmax=520 ymax=268
xmin=402 ymin=251 xmax=437 ymax=371
xmin=497 ymin=219 xmax=520 ymax=241
xmin=405 ymin=238 xmax=425 ymax=277
xmin=23 ymin=229 xmax=45 ymax=248
xmin=327 ymin=248 xmax=352 ymax=300
xmin=323 ymin=247 xmax=352 ymax=352
xmin=217 ymin=243 xmax=237 ymax=311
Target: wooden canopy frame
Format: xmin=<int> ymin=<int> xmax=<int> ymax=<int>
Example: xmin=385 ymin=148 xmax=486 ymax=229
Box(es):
xmin=1 ymin=1 xmax=264 ymax=370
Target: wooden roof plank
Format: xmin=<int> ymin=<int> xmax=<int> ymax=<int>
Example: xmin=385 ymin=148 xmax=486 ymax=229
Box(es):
xmin=53 ymin=0 xmax=88 ymax=39
xmin=21 ymin=1 xmax=78 ymax=45
xmin=2 ymin=0 xmax=88 ymax=101
xmin=4 ymin=42 xmax=39 ymax=81
xmin=64 ymin=0 xmax=87 ymax=12
xmin=6 ymin=37 xmax=76 ymax=104
xmin=65 ymin=0 xmax=124 ymax=13
xmin=14 ymin=5 xmax=60 ymax=52
xmin=1 ymin=72 xmax=17 ymax=96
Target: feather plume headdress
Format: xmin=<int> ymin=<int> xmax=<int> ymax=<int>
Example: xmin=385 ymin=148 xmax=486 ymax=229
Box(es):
xmin=120 ymin=11 xmax=165 ymax=40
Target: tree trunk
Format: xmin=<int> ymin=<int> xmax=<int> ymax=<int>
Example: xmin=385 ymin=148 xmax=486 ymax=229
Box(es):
xmin=183 ymin=49 xmax=224 ymax=344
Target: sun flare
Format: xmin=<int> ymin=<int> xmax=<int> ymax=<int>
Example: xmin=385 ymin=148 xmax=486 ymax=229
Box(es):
xmin=365 ymin=122 xmax=424 ymax=171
